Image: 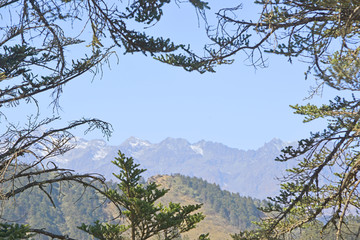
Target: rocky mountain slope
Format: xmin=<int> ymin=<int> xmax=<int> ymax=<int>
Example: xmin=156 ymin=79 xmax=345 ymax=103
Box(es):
xmin=47 ymin=137 xmax=294 ymax=199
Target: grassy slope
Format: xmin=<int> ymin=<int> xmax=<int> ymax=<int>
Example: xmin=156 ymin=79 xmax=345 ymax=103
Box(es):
xmin=150 ymin=175 xmax=239 ymax=240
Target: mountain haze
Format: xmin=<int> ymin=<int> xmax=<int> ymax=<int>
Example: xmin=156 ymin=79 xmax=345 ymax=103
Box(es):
xmin=47 ymin=137 xmax=293 ymax=199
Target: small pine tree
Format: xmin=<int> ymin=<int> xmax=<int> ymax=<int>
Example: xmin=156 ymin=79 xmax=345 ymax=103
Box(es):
xmin=79 ymin=151 xmax=207 ymax=240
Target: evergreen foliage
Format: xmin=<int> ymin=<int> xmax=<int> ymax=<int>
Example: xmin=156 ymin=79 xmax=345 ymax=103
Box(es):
xmin=1 ymin=165 xmax=267 ymax=239
xmin=1 ymin=166 xmax=112 ymax=239
xmin=0 ymin=0 xmax=210 ymax=238
xmin=79 ymin=151 xmax=206 ymax=240
xmin=170 ymin=174 xmax=264 ymax=230
xmin=200 ymin=1 xmax=360 ymax=239
xmin=0 ymin=223 xmax=34 ymax=239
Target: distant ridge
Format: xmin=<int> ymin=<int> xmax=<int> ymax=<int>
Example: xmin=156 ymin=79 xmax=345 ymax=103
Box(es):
xmin=46 ymin=137 xmax=294 ymax=199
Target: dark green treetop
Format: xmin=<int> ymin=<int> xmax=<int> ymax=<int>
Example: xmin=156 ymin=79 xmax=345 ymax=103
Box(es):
xmin=79 ymin=151 xmax=206 ymax=240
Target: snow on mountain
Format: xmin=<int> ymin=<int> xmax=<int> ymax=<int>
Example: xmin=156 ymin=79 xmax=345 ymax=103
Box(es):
xmin=190 ymin=144 xmax=204 ymax=155
xmin=45 ymin=137 xmax=294 ymax=199
xmin=125 ymin=136 xmax=151 ymax=148
xmin=92 ymin=148 xmax=108 ymax=161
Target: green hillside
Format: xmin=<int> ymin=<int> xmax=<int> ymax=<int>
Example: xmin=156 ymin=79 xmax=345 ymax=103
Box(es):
xmin=2 ymin=174 xmax=112 ymax=239
xmin=2 ymin=172 xmax=263 ymax=239
xmin=144 ymin=174 xmax=264 ymax=239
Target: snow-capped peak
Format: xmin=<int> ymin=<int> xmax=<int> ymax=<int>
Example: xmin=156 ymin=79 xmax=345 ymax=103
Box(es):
xmin=190 ymin=144 xmax=204 ymax=155
xmin=124 ymin=136 xmax=151 ymax=148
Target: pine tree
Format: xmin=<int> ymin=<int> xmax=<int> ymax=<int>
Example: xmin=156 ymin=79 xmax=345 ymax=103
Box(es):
xmin=79 ymin=151 xmax=207 ymax=240
xmin=198 ymin=1 xmax=360 ymax=239
xmin=0 ymin=0 xmax=210 ymax=238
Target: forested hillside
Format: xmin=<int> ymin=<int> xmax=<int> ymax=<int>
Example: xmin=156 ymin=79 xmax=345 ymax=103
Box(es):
xmin=154 ymin=174 xmax=264 ymax=228
xmin=2 ymin=169 xmax=112 ymax=239
xmin=5 ymin=168 xmax=360 ymax=239
xmin=2 ymin=171 xmax=263 ymax=239
xmin=149 ymin=174 xmax=264 ymax=239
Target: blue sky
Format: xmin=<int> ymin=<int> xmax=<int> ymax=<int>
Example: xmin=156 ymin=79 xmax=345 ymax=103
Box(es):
xmin=59 ymin=52 xmax=332 ymax=150
xmin=5 ymin=1 xmax=341 ymax=150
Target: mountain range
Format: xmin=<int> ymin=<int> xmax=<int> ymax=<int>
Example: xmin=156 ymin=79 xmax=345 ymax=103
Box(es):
xmin=47 ymin=137 xmax=294 ymax=199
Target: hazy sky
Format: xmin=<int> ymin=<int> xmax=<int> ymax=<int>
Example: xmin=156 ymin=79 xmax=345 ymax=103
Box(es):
xmin=7 ymin=1 xmax=342 ymax=150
